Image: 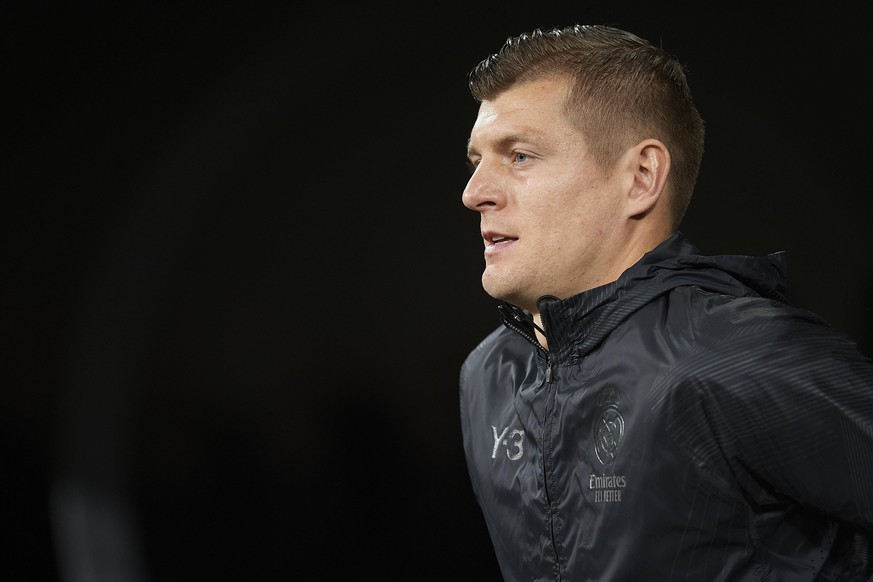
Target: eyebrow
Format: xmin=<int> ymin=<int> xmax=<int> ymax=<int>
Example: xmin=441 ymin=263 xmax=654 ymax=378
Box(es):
xmin=466 ymin=130 xmax=547 ymax=160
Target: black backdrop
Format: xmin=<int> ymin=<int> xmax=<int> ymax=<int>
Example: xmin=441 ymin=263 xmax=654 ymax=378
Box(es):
xmin=6 ymin=4 xmax=872 ymax=581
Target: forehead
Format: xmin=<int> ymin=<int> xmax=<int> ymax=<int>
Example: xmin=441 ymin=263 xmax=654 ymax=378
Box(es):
xmin=468 ymin=77 xmax=575 ymax=150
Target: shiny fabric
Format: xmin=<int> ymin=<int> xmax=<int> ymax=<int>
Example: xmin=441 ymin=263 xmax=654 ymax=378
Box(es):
xmin=459 ymin=232 xmax=873 ymax=581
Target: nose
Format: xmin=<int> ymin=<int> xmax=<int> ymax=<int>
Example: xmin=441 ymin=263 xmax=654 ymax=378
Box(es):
xmin=462 ymin=162 xmax=502 ymax=212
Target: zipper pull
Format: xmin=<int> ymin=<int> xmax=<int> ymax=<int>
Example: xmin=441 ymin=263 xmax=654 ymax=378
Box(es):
xmin=545 ymin=364 xmax=552 ymax=383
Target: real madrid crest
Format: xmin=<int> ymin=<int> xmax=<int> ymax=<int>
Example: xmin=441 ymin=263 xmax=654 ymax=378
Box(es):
xmin=593 ymin=385 xmax=625 ymax=465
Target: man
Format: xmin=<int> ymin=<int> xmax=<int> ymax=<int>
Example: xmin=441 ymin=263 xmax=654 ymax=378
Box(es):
xmin=459 ymin=24 xmax=873 ymax=580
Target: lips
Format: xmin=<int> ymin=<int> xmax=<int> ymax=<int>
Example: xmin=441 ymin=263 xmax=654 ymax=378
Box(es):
xmin=482 ymin=230 xmax=518 ymax=252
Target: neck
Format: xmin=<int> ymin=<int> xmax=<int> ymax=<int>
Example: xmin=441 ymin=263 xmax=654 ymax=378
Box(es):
xmin=533 ymin=312 xmax=548 ymax=351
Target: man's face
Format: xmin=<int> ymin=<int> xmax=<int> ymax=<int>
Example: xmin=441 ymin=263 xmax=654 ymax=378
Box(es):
xmin=463 ymin=76 xmax=627 ymax=313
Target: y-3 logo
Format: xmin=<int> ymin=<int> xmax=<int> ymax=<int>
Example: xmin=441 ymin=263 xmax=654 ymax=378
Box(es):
xmin=491 ymin=425 xmax=525 ymax=461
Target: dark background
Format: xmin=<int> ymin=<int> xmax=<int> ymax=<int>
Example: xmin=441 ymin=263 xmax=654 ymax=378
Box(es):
xmin=5 ymin=4 xmax=872 ymax=581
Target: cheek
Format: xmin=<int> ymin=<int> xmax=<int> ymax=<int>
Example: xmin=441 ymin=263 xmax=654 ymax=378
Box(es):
xmin=575 ymin=182 xmax=622 ymax=224
xmin=521 ymin=172 xmax=614 ymax=236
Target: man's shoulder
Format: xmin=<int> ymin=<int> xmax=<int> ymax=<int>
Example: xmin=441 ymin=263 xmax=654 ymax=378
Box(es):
xmin=670 ymin=284 xmax=826 ymax=334
xmin=666 ymin=286 xmax=872 ymax=374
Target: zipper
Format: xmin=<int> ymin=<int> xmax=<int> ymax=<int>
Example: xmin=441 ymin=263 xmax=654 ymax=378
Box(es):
xmin=497 ymin=302 xmax=549 ymax=354
xmin=541 ymin=359 xmax=561 ymax=581
xmin=497 ymin=301 xmax=561 ymax=579
xmin=498 ymin=302 xmax=554 ymax=391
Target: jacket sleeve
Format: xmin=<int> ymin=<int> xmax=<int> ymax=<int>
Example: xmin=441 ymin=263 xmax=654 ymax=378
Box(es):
xmin=667 ymin=301 xmax=873 ymax=531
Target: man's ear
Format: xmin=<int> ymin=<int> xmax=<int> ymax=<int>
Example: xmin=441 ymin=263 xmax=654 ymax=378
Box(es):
xmin=625 ymin=139 xmax=670 ymax=218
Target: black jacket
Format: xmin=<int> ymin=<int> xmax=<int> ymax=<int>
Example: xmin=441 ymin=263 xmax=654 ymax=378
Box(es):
xmin=459 ymin=232 xmax=873 ymax=581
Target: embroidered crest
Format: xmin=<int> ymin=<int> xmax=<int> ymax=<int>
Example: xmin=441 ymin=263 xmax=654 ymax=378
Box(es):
xmin=593 ymin=386 xmax=625 ymax=465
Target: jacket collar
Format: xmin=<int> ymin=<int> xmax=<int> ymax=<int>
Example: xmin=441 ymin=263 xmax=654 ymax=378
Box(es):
xmin=531 ymin=231 xmax=788 ymax=364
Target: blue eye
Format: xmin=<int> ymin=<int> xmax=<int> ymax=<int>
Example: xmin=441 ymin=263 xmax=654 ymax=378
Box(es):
xmin=514 ymin=152 xmax=528 ymax=163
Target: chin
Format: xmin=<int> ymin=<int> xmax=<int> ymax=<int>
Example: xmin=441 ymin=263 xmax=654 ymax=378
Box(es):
xmin=481 ymin=278 xmax=508 ymax=302
xmin=482 ymin=281 xmax=523 ymax=308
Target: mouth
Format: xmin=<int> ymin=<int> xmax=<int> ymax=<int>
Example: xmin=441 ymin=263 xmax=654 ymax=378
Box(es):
xmin=483 ymin=231 xmax=518 ymax=251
